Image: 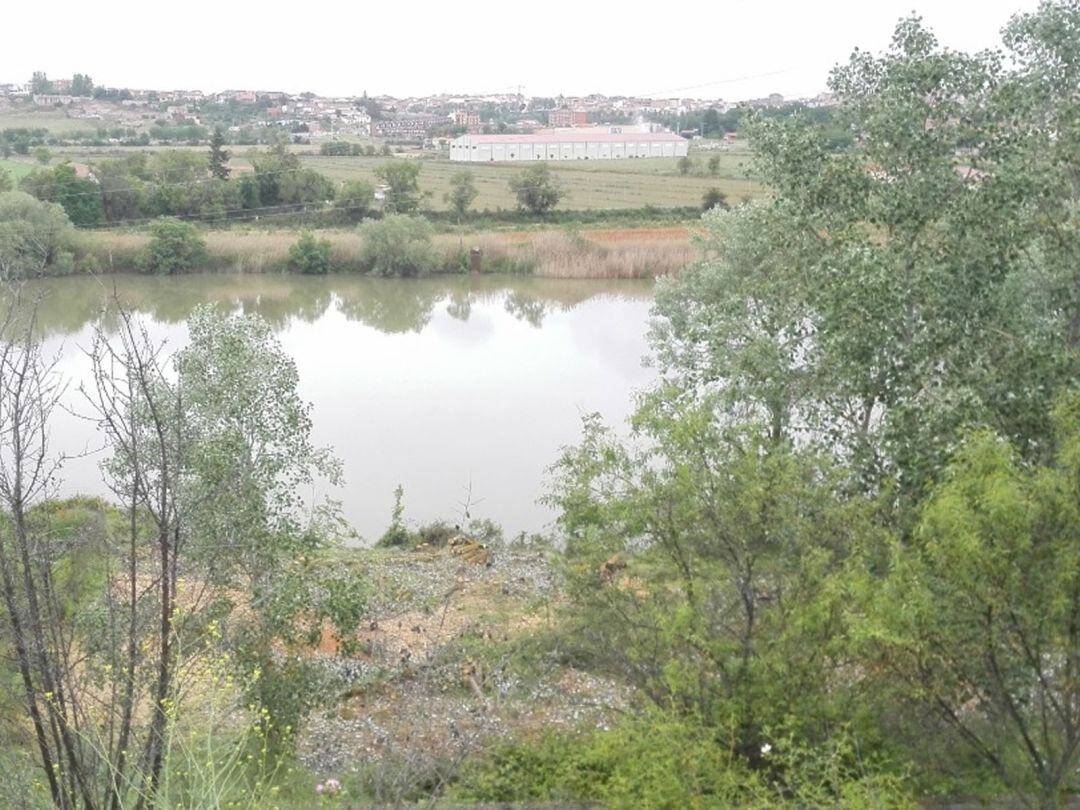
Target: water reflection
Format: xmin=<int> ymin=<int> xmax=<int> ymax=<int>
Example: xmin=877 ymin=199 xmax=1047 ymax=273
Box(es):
xmin=15 ymin=274 xmax=652 ymax=338
xmin=10 ymin=273 xmax=655 ymax=540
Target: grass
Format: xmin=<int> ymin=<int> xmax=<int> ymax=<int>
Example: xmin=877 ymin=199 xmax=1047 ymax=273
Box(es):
xmin=76 ymin=223 xmax=698 ymax=279
xmin=282 ymin=153 xmax=760 ymax=211
xmin=0 ymin=158 xmax=36 ymax=181
xmin=0 ymin=108 xmax=118 ymax=135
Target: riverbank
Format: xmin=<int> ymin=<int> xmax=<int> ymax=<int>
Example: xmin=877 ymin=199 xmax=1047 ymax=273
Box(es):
xmin=75 ymin=224 xmax=699 ymax=279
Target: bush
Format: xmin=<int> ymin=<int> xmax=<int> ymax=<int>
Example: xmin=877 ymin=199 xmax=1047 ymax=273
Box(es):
xmin=508 ymin=163 xmax=564 ymax=215
xmin=358 ymin=214 xmax=438 ymax=277
xmin=137 ymin=217 xmax=207 ymax=274
xmin=0 ymin=190 xmax=75 ymax=278
xmin=287 ymin=230 xmax=332 ymax=274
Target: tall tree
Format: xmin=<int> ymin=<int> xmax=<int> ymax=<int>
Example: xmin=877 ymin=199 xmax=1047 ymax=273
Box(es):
xmin=374 ymin=160 xmax=422 ymax=214
xmin=508 ymin=163 xmax=563 ymax=216
xmin=207 ymin=126 xmax=231 ymax=180
xmin=445 ymin=170 xmax=478 ymax=219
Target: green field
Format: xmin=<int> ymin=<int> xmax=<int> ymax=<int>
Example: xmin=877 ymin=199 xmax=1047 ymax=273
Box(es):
xmin=0 ymin=158 xmax=36 ymax=181
xmin=0 ymin=108 xmax=121 ymax=135
xmin=289 ymin=152 xmax=761 ymax=211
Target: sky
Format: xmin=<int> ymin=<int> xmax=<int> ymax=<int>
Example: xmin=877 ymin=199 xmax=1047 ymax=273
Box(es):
xmin=1 ymin=0 xmax=1043 ymax=100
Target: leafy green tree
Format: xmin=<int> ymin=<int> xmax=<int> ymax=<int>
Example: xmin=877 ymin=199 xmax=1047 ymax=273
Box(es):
xmin=858 ymin=394 xmax=1080 ymax=806
xmin=655 ymin=6 xmax=1080 ymax=523
xmin=137 ymin=217 xmax=208 ymax=274
xmin=208 ymin=126 xmax=231 ymax=180
xmin=707 ymin=154 xmax=721 ymax=175
xmin=374 ymin=160 xmax=422 ymax=214
xmin=677 ymin=155 xmax=693 ymax=175
xmin=359 ymin=214 xmax=438 ymax=276
xmin=70 ymin=73 xmax=93 ymax=96
xmin=287 ymin=230 xmax=333 ymax=274
xmin=31 ymin=146 xmax=49 ymax=165
xmin=334 ymin=179 xmax=375 ymax=223
xmin=30 ymin=71 xmax=50 ymax=94
xmin=548 ymin=395 xmax=878 ymax=762
xmin=249 ymin=144 xmax=301 ymax=206
xmin=701 ymin=187 xmax=727 ymax=211
xmin=175 ymin=307 xmax=363 ymax=749
xmin=508 ymin=163 xmax=564 ymax=215
xmin=0 ymin=191 xmax=74 ymax=278
xmin=20 ymin=163 xmax=103 ymax=226
xmin=703 ymin=107 xmax=722 ymax=137
xmin=445 ymin=170 xmax=479 ymax=218
xmin=0 ymin=167 xmax=11 ymax=192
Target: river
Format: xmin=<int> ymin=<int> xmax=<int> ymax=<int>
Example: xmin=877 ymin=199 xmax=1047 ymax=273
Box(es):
xmin=21 ymin=273 xmax=656 ymax=541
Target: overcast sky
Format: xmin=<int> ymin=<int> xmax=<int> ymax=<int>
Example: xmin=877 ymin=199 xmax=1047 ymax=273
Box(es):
xmin=1 ymin=0 xmax=1042 ymax=100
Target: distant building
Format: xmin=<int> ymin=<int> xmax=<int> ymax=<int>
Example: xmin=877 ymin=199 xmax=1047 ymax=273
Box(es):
xmin=374 ymin=114 xmax=444 ymax=140
xmin=548 ymin=108 xmax=588 ymax=127
xmin=449 ymin=110 xmax=480 ymax=127
xmin=450 ymin=128 xmax=688 ymax=162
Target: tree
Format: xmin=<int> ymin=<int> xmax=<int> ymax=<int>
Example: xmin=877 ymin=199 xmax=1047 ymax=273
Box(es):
xmin=359 ymin=214 xmax=438 ymax=276
xmin=654 ymin=6 xmax=1080 ymax=524
xmin=0 ymin=191 xmax=75 ymax=278
xmin=707 ymin=154 xmax=721 ymax=175
xmin=208 ymin=126 xmax=231 ymax=180
xmin=20 ymin=163 xmax=103 ymax=226
xmin=0 ymin=167 xmax=11 ymax=192
xmin=701 ymin=187 xmax=727 ymax=211
xmin=31 ymin=147 xmax=50 ymax=166
xmin=445 ymin=170 xmax=479 ymax=219
xmin=287 ymin=229 xmax=333 ymax=274
xmin=30 ymin=71 xmax=50 ymax=94
xmin=677 ymin=155 xmax=693 ymax=175
xmin=548 ymin=396 xmax=876 ymax=764
xmin=703 ymin=107 xmax=721 ymax=137
xmin=859 ymin=394 xmax=1080 ymax=806
xmin=137 ymin=216 xmax=208 ymax=274
xmin=374 ymin=160 xmax=422 ymax=214
xmin=334 ymin=179 xmax=375 ymax=223
xmin=508 ymin=163 xmax=564 ymax=216
xmin=70 ymin=73 xmax=93 ymax=96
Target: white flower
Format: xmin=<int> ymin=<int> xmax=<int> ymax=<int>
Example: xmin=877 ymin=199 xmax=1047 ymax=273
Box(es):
xmin=761 ymin=743 xmax=772 ymax=755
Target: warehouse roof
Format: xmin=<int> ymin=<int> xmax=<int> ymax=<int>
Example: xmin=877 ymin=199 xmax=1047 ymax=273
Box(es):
xmin=455 ymin=130 xmax=686 ymax=144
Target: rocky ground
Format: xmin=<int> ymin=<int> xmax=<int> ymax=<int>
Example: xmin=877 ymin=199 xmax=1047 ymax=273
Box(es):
xmin=296 ymin=541 xmax=628 ymax=798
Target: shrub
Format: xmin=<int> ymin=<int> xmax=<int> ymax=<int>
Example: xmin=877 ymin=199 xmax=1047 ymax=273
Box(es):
xmin=0 ymin=190 xmax=75 ymax=278
xmin=137 ymin=217 xmax=207 ymax=274
xmin=358 ymin=214 xmax=438 ymax=277
xmin=702 ymin=187 xmax=729 ymax=212
xmin=287 ymin=230 xmax=332 ymax=274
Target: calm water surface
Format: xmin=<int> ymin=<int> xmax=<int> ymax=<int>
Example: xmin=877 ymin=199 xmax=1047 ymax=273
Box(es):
xmin=27 ymin=274 xmax=655 ymax=540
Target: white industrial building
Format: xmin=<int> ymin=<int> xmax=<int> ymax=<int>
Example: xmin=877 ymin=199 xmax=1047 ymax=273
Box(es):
xmin=449 ymin=128 xmax=688 ymax=162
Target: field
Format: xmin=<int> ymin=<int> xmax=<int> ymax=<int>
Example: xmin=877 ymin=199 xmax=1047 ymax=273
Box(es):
xmin=287 ymin=150 xmax=761 ymax=211
xmin=0 ymin=158 xmax=35 ymax=181
xmin=30 ymin=139 xmax=760 ymax=212
xmin=0 ymin=107 xmax=120 ymax=134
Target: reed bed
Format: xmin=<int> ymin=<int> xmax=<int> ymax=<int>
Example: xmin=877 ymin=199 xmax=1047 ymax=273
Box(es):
xmin=75 ymin=224 xmax=697 ymax=279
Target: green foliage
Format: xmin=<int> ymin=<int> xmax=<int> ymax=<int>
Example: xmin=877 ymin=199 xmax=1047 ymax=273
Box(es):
xmin=455 ymin=716 xmax=914 ymax=808
xmin=0 ymin=190 xmax=75 ymax=278
xmin=376 ymin=484 xmax=409 ymax=547
xmin=374 ymin=160 xmax=422 ymax=214
xmin=445 ymin=170 xmax=478 ymax=217
xmin=358 ymin=214 xmax=438 ymax=277
xmin=20 ymin=163 xmax=103 ymax=226
xmin=0 ymin=168 xmax=10 ymax=193
xmin=334 ymin=179 xmax=374 ymax=223
xmin=654 ymin=5 xmax=1080 ymax=524
xmin=677 ymin=155 xmax=693 ymax=175
xmin=548 ymin=395 xmax=881 ymax=757
xmin=701 ymin=187 xmax=728 ymax=211
xmin=31 ymin=146 xmax=50 ymax=165
xmin=287 ymin=230 xmax=332 ymax=274
xmin=508 ymin=163 xmax=564 ymax=215
xmin=208 ymin=126 xmax=231 ymax=180
xmin=137 ymin=216 xmax=208 ymax=274
xmin=856 ymin=392 xmax=1080 ymax=804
